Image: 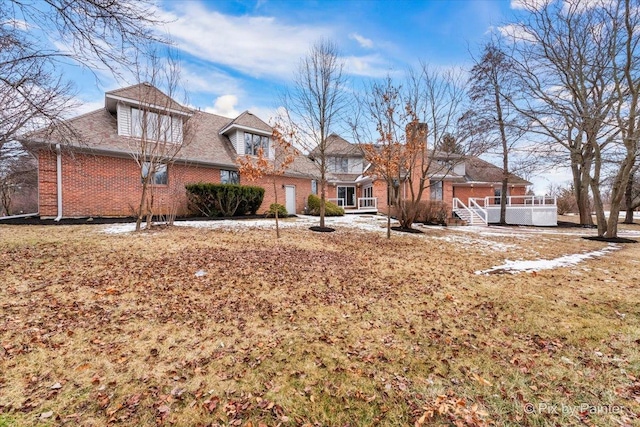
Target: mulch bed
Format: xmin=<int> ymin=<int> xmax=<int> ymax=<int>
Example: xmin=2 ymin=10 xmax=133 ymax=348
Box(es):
xmin=582 ymin=236 xmax=637 ymax=244
xmin=0 ymin=215 xmax=295 ymax=226
xmin=309 ymin=226 xmax=336 ymax=233
xmin=391 ymin=226 xmax=424 ymax=234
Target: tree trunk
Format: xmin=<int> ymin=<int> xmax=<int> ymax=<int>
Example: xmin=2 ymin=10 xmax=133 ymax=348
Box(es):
xmin=273 ymin=180 xmax=280 ymax=239
xmin=590 ymin=178 xmax=607 ymax=237
xmin=387 ymin=211 xmax=391 ymax=239
xmin=570 ymin=155 xmax=593 ymax=227
xmin=319 ymin=177 xmax=326 ymax=229
xmin=605 ymin=156 xmax=635 ymax=238
xmin=135 ymin=178 xmax=149 ymax=232
xmin=624 ymin=170 xmax=635 ymax=224
xmin=495 ymin=80 xmax=509 ymax=225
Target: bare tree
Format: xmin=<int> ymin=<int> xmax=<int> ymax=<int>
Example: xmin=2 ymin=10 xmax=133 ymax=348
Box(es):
xmin=353 ymin=76 xmax=421 ymax=238
xmin=1 ymin=1 xmax=165 ymax=149
xmin=128 ymin=51 xmax=194 ymax=232
xmin=280 ymin=40 xmax=350 ymax=230
xmin=0 ymin=143 xmax=37 ymax=216
xmin=237 ymin=123 xmax=296 ymax=239
xmin=501 ymin=0 xmax=620 ymax=233
xmin=604 ymin=0 xmax=640 ymax=237
xmin=469 ymin=41 xmax=527 ymax=224
xmin=502 ymin=0 xmax=640 ymax=238
xmin=354 ymin=66 xmax=474 ymax=230
xmin=623 ymin=163 xmax=640 ymax=223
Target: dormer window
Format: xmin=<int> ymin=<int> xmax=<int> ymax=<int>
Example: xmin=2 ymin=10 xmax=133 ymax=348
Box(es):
xmin=131 ymin=107 xmax=183 ymax=143
xmin=244 ymin=132 xmax=269 ymax=156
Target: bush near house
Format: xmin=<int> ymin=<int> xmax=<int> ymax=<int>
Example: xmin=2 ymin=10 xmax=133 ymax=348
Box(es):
xmin=389 ymin=200 xmax=449 ymax=225
xmin=306 ymin=194 xmax=345 ymax=216
xmin=185 ymin=183 xmax=265 ymax=217
xmin=266 ymin=203 xmax=288 ymax=218
xmin=416 ymin=200 xmax=449 ymax=225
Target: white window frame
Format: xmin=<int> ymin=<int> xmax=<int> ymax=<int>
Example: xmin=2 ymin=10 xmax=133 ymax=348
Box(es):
xmin=131 ymin=107 xmax=181 ymax=143
xmin=430 ymin=180 xmax=443 ymax=201
xmin=244 ymin=132 xmax=269 ymax=156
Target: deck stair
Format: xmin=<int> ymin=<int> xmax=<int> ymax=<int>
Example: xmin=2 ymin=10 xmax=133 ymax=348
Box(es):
xmin=452 ymin=198 xmax=487 ymax=226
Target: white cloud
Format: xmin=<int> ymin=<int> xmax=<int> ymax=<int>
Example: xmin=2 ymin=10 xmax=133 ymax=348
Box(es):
xmin=497 ymin=23 xmax=538 ymax=43
xmin=180 ymin=65 xmax=243 ymax=97
xmin=205 ymin=95 xmax=240 ymax=118
xmin=68 ymin=99 xmax=104 ymax=118
xmin=343 ymin=54 xmax=392 ymax=78
xmin=510 ymin=0 xmax=551 ymax=11
xmin=349 ymin=32 xmax=374 ymax=49
xmin=158 ymin=3 xmax=329 ymax=80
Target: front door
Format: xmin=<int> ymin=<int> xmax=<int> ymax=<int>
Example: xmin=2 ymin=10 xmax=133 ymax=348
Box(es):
xmin=337 ymin=186 xmax=356 ymax=207
xmin=285 ymin=185 xmax=296 ymax=214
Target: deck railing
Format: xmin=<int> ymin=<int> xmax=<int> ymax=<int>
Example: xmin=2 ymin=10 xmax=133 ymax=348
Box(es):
xmin=483 ymin=195 xmax=557 ymax=206
xmin=470 ymin=195 xmax=557 ymax=226
xmin=358 ymin=197 xmax=377 ymax=209
xmin=328 ymin=198 xmax=345 ymax=207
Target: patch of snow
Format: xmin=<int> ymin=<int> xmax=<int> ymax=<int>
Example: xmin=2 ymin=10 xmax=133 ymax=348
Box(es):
xmin=475 ymin=244 xmax=620 ymax=275
xmin=102 ymin=223 xmax=137 ymax=234
xmin=428 ymin=233 xmax=519 ymax=253
xmin=172 ymin=214 xmax=397 ymax=234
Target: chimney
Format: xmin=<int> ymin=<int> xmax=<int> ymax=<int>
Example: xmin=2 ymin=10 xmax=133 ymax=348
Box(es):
xmin=405 ymin=122 xmax=428 ymax=145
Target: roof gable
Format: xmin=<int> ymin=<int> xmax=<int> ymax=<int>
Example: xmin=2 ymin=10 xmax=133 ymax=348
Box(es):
xmin=220 ymin=110 xmax=271 ymax=135
xmin=310 ymin=134 xmax=363 ymax=157
xmin=105 ymin=83 xmax=192 ymax=116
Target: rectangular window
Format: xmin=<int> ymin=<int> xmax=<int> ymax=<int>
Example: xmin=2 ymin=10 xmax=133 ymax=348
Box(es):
xmin=244 ymin=132 xmax=269 ymax=156
xmin=131 ymin=107 xmax=181 ymax=143
xmin=331 ymin=157 xmax=348 ymax=173
xmin=311 ymin=179 xmax=317 ymax=195
xmin=142 ymin=162 xmax=168 ymax=185
xmin=430 ymin=180 xmax=443 ymax=201
xmin=221 ymin=170 xmax=240 ymax=184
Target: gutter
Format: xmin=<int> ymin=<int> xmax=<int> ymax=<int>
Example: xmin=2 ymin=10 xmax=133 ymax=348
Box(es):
xmin=55 ymin=144 xmax=62 ymax=221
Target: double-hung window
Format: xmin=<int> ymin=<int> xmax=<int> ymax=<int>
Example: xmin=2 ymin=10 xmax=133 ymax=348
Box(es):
xmin=430 ymin=180 xmax=443 ymax=201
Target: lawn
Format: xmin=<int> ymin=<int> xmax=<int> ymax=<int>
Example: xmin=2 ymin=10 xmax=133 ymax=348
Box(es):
xmin=0 ymin=218 xmax=639 ymax=426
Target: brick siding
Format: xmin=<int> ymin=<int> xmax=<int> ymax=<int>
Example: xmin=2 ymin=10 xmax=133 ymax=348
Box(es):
xmin=38 ymin=150 xmax=312 ymax=218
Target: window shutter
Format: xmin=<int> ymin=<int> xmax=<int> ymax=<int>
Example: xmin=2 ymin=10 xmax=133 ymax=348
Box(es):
xmin=171 ymin=116 xmax=183 ymax=143
xmin=238 ymin=131 xmax=246 ymax=155
xmin=117 ymin=104 xmax=131 ymax=136
xmin=268 ymin=137 xmax=275 ymax=160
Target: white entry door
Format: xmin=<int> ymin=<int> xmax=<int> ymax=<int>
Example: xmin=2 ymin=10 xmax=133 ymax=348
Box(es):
xmin=285 ymin=185 xmax=296 ymax=214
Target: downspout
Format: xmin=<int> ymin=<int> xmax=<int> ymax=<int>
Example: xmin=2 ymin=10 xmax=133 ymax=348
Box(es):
xmin=55 ymin=144 xmax=62 ymax=221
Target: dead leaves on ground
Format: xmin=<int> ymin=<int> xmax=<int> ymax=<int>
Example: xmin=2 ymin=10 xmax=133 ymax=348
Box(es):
xmin=0 ymin=225 xmax=639 ymax=426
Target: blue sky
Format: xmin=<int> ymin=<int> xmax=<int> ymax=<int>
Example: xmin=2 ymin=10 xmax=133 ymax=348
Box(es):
xmin=75 ymin=0 xmax=517 ymax=117
xmin=67 ymin=0 xmax=566 ymax=192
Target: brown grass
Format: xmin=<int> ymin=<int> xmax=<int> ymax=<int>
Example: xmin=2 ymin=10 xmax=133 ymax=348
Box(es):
xmin=0 ymin=220 xmax=639 ymax=426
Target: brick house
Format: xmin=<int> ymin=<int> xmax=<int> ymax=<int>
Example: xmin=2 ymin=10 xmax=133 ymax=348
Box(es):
xmin=22 ymin=83 xmax=316 ymax=219
xmin=316 ymin=134 xmax=550 ymax=224
xmin=22 ymin=83 xmax=552 ymax=225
